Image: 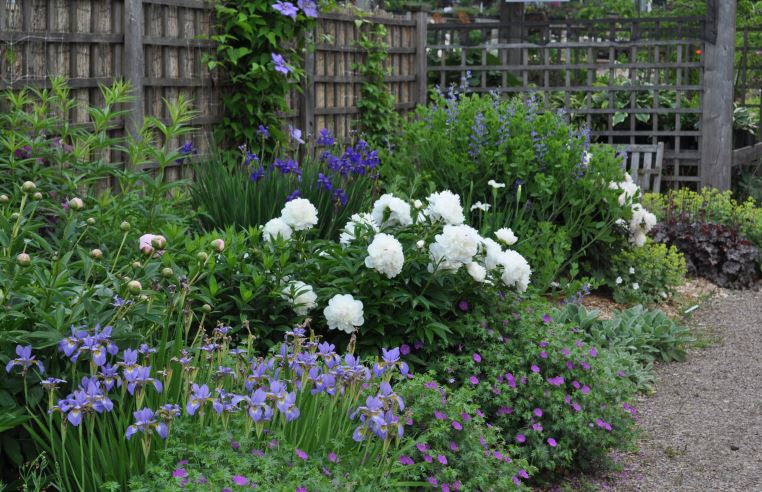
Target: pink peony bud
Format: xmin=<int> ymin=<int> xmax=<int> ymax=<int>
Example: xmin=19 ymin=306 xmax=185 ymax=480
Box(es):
xmin=211 ymin=238 xmax=225 ymax=252
xmin=139 ymin=234 xmax=167 ymax=256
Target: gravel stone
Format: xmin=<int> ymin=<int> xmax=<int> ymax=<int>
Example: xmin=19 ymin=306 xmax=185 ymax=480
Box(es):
xmin=608 ymin=290 xmax=762 ymax=492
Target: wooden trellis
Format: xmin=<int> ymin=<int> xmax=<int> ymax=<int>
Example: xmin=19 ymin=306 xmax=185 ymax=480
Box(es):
xmin=427 ymin=16 xmax=707 ymax=189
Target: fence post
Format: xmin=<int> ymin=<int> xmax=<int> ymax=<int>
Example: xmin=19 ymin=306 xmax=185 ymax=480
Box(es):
xmin=700 ymin=0 xmax=736 ymax=190
xmin=124 ymin=0 xmax=145 ymax=142
xmin=410 ymin=5 xmax=430 ymax=107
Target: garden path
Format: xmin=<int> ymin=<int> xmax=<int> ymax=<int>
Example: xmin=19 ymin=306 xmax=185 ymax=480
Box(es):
xmin=609 ymin=290 xmax=762 ymax=492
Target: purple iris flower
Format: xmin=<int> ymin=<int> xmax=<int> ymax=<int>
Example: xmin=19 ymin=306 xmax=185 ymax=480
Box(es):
xmin=272 ymin=1 xmax=298 ymax=19
xmin=124 ymin=366 xmax=163 ymax=395
xmin=333 ymin=188 xmax=348 ymax=206
xmin=271 ymin=53 xmax=291 ymax=75
xmin=257 ymin=125 xmax=270 ymax=139
xmin=317 ymin=173 xmax=333 ymax=191
xmin=99 ymin=364 xmax=122 ymax=392
xmin=159 ymin=404 xmax=181 ymax=421
xmin=40 ymin=378 xmax=66 ymax=391
xmin=233 ymin=388 xmax=274 ymax=423
xmin=289 ymin=126 xmax=305 ymax=144
xmin=286 ymin=189 xmax=301 ymax=202
xmin=125 ymin=408 xmax=168 ymax=440
xmin=6 ymin=345 xmax=44 ymax=374
xmin=187 ymin=383 xmax=213 ymax=415
xmin=316 ymin=128 xmax=334 ymax=146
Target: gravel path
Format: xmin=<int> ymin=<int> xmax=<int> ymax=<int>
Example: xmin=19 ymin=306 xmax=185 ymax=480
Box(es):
xmin=607 ymin=290 xmax=762 ymax=492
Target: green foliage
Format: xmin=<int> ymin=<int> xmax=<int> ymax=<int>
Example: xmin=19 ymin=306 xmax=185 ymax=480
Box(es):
xmin=209 ymin=1 xmax=317 ymax=146
xmin=606 ymin=242 xmax=686 ymax=305
xmin=573 ymin=0 xmax=636 ymax=19
xmin=383 ymin=90 xmax=636 ymax=288
xmin=191 ymin=136 xmax=377 ymax=240
xmin=396 ymin=373 xmax=533 ymax=490
xmin=644 ymin=188 xmax=762 ymax=251
xmin=555 ymin=303 xmax=693 ymax=369
xmin=353 ymin=21 xmax=398 ymax=145
xmin=420 ymin=296 xmax=640 ymax=477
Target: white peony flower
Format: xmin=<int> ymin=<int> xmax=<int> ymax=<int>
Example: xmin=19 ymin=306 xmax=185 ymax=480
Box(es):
xmin=416 ymin=240 xmax=425 ymax=249
xmin=632 ymin=283 xmax=640 ymax=290
xmin=371 ymin=194 xmax=413 ymax=228
xmin=609 ymin=173 xmax=640 ymax=206
xmin=262 ymin=218 xmax=293 ymax=242
xmin=428 ymin=224 xmax=481 ymax=272
xmin=364 ymin=233 xmax=404 ymax=278
xmin=496 ymin=250 xmax=532 ymax=292
xmin=628 ymin=267 xmax=636 ymax=274
xmin=470 ymin=201 xmax=491 ymax=212
xmin=615 ymin=276 xmax=623 ymax=285
xmin=466 ymin=262 xmax=487 ymax=282
xmin=487 ymin=179 xmax=506 ymax=189
xmin=281 ymin=281 xmax=317 ymax=316
xmin=481 ymin=237 xmax=504 ymax=271
xmin=425 ymin=190 xmax=465 ymax=225
xmin=629 ymin=204 xmax=657 ymax=247
xmin=281 ymin=198 xmax=319 ymax=231
xmin=324 ymin=294 xmax=364 ymax=334
xmin=339 ymin=213 xmax=379 ymax=246
xmin=495 ymin=228 xmax=518 ymax=246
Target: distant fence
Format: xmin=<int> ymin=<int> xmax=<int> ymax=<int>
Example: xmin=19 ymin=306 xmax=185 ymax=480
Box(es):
xmin=0 ymin=1 xmax=741 ymax=190
xmin=428 ymin=15 xmax=707 ymax=189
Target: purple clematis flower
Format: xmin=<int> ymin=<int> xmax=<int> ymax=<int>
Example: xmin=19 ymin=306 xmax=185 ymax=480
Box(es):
xmin=271 ymin=53 xmax=291 ymax=75
xmin=272 ymin=1 xmax=298 ymax=19
xmin=297 ymin=0 xmax=318 ymax=17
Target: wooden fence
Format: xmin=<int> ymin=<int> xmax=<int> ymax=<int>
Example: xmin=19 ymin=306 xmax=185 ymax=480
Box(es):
xmin=0 ymin=1 xmax=425 ymax=180
xmin=0 ymin=1 xmax=741 ymax=190
xmin=427 ymin=15 xmax=707 ymax=189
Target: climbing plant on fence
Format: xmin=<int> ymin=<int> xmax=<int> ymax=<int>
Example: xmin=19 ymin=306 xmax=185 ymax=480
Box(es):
xmin=209 ymin=0 xmax=322 ymax=146
xmin=353 ymin=20 xmax=398 ymax=145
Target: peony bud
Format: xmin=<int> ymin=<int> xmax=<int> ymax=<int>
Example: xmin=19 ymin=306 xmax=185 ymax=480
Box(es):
xmin=132 ymin=261 xmax=142 ymax=269
xmin=16 ymin=253 xmax=31 ymax=266
xmin=32 ymin=192 xmax=43 ymax=200
xmin=161 ymin=267 xmax=173 ymax=278
xmin=21 ymin=181 xmax=36 ymax=193
xmin=201 ymin=304 xmax=212 ymax=313
xmin=10 ymin=212 xmax=19 ymax=221
xmin=0 ymin=194 xmax=8 ymax=203
xmin=211 ymin=238 xmax=225 ymax=252
xmin=127 ymin=280 xmax=142 ymax=294
xmin=196 ymin=252 xmax=208 ymax=263
xmin=151 ymin=236 xmax=167 ymax=249
xmin=120 ymin=221 xmax=131 ymax=232
xmin=68 ymin=197 xmax=84 ymax=210
xmin=90 ymin=248 xmax=103 ymax=260
xmin=86 ymin=217 xmax=96 ymax=226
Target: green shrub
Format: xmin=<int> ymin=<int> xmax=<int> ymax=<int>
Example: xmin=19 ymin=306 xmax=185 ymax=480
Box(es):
xmin=643 ymin=188 xmax=762 ymax=250
xmin=191 ymin=133 xmax=377 ymax=240
xmin=382 ymin=90 xmax=646 ymax=288
xmin=606 ymin=242 xmax=686 ymax=304
xmin=418 ymin=296 xmax=640 ymax=478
